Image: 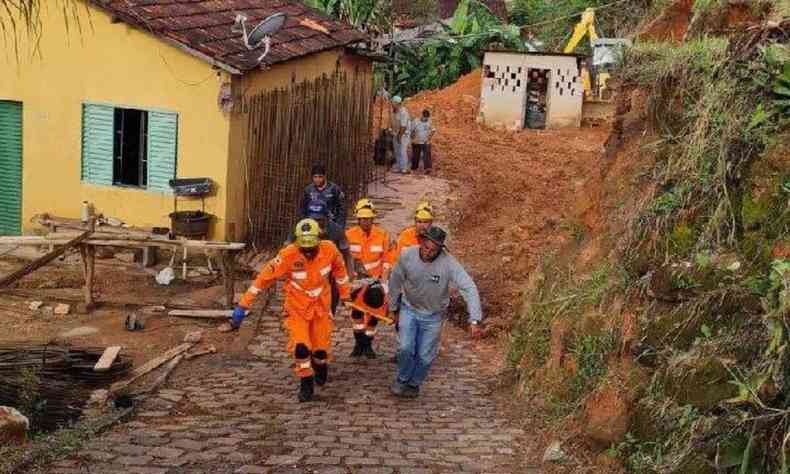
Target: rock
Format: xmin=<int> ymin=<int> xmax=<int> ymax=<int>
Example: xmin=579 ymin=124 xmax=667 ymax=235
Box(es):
xmin=543 ymin=440 xmax=569 ymax=463
xmin=583 ymin=386 xmax=630 ymax=446
xmin=54 ymin=303 xmax=70 ymax=315
xmin=183 ymin=331 xmax=203 ymax=343
xmin=83 ymin=389 xmax=112 ymax=418
xmin=156 ymin=267 xmax=176 ymax=286
xmin=42 ymin=306 xmax=54 ymax=315
xmin=665 ymin=350 xmax=738 ymax=410
xmin=0 ymin=406 xmax=30 ymax=446
xmin=28 ymin=301 xmax=43 ymax=311
xmin=59 ymin=326 xmax=99 ymax=339
xmin=502 ymin=256 xmax=513 ymax=264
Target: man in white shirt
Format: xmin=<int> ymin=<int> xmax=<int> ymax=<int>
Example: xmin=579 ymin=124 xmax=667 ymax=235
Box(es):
xmin=390 ymin=96 xmax=411 ymax=174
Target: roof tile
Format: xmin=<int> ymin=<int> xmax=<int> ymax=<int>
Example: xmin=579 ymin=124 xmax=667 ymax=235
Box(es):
xmin=88 ymin=0 xmax=368 ymax=72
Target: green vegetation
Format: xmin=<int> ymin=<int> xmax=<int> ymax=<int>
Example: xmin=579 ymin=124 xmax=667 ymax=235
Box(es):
xmin=510 ymin=0 xmax=655 ymax=52
xmin=390 ymin=0 xmax=521 ymax=97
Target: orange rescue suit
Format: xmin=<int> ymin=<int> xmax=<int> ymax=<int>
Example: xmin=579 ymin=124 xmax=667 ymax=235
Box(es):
xmin=239 ymin=240 xmax=350 ymax=376
xmin=389 ymin=226 xmax=420 ymax=264
xmin=345 ymin=225 xmax=391 ymax=279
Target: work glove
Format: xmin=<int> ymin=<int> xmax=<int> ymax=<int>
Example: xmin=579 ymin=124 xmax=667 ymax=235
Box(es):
xmin=231 ymin=306 xmax=249 ymax=328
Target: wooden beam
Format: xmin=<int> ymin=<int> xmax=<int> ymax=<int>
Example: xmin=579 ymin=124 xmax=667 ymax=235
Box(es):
xmin=219 ymin=250 xmax=237 ymax=308
xmin=0 ymin=236 xmax=245 ymax=250
xmin=94 ymin=346 xmax=122 ymax=372
xmin=110 ymin=343 xmax=193 ymax=394
xmin=0 ymin=231 xmax=91 ymax=288
xmin=168 ymin=309 xmax=232 ymax=319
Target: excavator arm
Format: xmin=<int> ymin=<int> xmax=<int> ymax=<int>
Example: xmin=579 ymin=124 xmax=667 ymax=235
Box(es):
xmin=563 ymin=8 xmax=598 ymax=54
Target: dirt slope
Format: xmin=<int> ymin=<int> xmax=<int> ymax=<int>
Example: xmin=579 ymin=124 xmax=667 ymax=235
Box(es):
xmin=404 ymin=71 xmax=610 ymax=331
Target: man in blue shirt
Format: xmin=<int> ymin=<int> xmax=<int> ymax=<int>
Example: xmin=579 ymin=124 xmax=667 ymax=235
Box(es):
xmin=300 ymin=164 xmax=347 ymax=228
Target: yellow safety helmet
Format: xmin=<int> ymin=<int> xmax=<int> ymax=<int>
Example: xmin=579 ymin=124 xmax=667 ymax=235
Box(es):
xmin=294 ymin=218 xmax=321 ymax=248
xmin=415 ymin=201 xmax=434 ymax=220
xmin=354 ymin=198 xmax=377 ymax=219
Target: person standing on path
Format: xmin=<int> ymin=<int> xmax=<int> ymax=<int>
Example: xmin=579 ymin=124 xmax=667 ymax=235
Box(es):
xmin=390 ymin=96 xmax=411 ymax=174
xmin=345 ymin=198 xmax=392 ymax=359
xmin=287 ymin=200 xmax=353 ymax=317
xmin=219 ymin=219 xmax=351 ymax=403
xmin=387 ymin=226 xmax=483 ymax=398
xmin=410 ymin=109 xmax=436 ymax=174
xmin=301 ymin=164 xmax=347 ymax=228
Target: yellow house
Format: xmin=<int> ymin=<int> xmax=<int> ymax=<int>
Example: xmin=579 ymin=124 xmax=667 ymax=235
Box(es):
xmin=0 ymin=0 xmax=371 ymax=241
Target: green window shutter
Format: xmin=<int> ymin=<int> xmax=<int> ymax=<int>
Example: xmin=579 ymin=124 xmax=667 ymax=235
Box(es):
xmin=0 ymin=100 xmax=23 ymax=235
xmin=81 ymin=104 xmax=114 ymax=185
xmin=147 ymin=111 xmax=178 ymax=193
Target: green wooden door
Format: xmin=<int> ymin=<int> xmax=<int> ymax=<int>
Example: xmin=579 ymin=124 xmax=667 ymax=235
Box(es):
xmin=0 ymin=100 xmax=23 ymax=235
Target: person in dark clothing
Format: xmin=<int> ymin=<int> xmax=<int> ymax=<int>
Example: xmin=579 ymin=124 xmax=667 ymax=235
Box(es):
xmin=287 ymin=200 xmax=353 ymax=316
xmin=300 ymin=164 xmax=347 ymax=228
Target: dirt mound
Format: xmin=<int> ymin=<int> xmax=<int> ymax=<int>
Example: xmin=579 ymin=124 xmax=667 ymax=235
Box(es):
xmin=404 ymin=70 xmax=610 ymax=331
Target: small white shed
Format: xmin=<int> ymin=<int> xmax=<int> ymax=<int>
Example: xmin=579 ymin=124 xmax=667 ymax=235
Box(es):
xmin=478 ymin=50 xmax=584 ymax=129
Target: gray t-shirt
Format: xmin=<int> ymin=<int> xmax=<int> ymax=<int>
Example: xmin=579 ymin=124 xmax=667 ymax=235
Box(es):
xmin=388 ymin=246 xmax=482 ymax=322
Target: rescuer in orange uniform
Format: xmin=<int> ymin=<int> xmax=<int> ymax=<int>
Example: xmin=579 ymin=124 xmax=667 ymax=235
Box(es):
xmin=218 ymin=218 xmax=350 ymax=402
xmin=389 ymin=201 xmax=434 ymax=263
xmin=345 ymin=198 xmax=391 ymax=358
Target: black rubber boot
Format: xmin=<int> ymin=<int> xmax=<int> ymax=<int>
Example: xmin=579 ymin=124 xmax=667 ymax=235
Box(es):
xmin=298 ymin=376 xmax=314 ymax=402
xmin=314 ymin=363 xmax=328 ymax=386
xmin=350 ymin=332 xmax=365 ymax=357
xmin=363 ymin=335 xmax=377 ymax=359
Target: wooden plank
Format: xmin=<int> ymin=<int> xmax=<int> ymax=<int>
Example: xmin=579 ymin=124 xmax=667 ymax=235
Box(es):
xmin=0 ymin=236 xmax=245 ymax=250
xmin=0 ymin=231 xmax=91 ymax=288
xmin=168 ymin=309 xmax=232 ymax=319
xmin=219 ymin=251 xmax=236 ymax=308
xmin=94 ymin=346 xmax=122 ymax=372
xmin=110 ymin=343 xmax=193 ymax=394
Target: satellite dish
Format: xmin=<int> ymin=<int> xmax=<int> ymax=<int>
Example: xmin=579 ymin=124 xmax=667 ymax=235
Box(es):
xmin=233 ymin=12 xmax=288 ymax=64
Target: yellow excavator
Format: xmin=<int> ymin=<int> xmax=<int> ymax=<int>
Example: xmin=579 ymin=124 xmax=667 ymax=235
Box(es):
xmin=563 ymin=8 xmax=628 ymax=103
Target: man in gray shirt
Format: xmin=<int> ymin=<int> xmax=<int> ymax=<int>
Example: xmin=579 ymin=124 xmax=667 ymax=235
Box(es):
xmin=387 ymin=226 xmax=482 ymax=398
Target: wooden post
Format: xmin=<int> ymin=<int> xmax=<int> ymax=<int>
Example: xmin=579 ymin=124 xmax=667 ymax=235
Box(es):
xmin=219 ymin=250 xmax=236 ymax=308
xmin=82 ymin=218 xmax=97 ymax=310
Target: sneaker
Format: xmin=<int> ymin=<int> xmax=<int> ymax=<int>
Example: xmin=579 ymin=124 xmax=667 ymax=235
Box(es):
xmin=404 ymin=385 xmax=420 ymax=398
xmin=390 ymin=380 xmax=409 ymax=397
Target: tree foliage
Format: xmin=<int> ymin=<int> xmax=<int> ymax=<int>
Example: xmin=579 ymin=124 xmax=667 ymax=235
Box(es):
xmin=390 ymin=0 xmax=522 ymax=97
xmin=302 ymin=0 xmax=391 ymax=32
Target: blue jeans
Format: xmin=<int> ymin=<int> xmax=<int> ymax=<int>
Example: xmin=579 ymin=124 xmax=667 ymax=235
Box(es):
xmin=396 ymin=304 xmax=443 ymax=387
xmin=392 ymin=136 xmax=410 ymax=172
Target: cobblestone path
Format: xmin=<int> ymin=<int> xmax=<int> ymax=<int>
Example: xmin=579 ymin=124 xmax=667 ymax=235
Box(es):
xmin=48 ymin=289 xmax=524 ymax=474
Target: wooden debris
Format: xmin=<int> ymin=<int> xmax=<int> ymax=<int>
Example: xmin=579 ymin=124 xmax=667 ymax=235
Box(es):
xmin=168 ymin=309 xmax=232 ymax=319
xmin=185 ymin=345 xmax=216 ymax=360
xmin=109 ymin=343 xmax=193 ymax=394
xmin=94 ymin=346 xmax=122 ymax=372
xmin=0 ymin=231 xmax=91 ymax=288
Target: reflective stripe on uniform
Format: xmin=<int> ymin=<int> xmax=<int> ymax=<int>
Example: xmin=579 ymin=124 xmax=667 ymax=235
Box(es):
xmin=363 ymin=261 xmax=381 ymax=271
xmin=353 ymin=324 xmax=366 ymax=330
xmin=365 ymin=329 xmax=377 ymax=337
xmin=248 ymin=286 xmax=261 ymax=295
xmin=320 ymin=266 xmax=331 ymax=276
xmin=289 ymin=281 xmax=323 ymax=298
xmin=299 ymin=361 xmax=311 ymax=369
xmin=370 ymin=245 xmax=383 ymax=252
xmin=336 ymin=276 xmax=349 ymax=284
xmin=349 ymin=244 xmax=362 ymax=252
xmin=291 ymin=271 xmax=307 ymax=280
